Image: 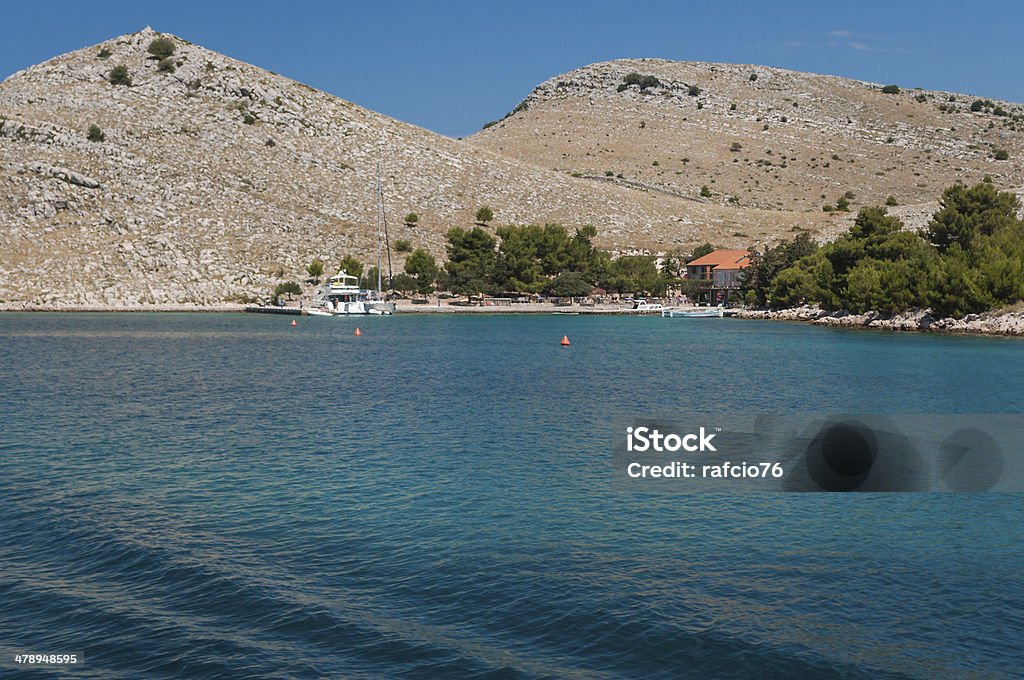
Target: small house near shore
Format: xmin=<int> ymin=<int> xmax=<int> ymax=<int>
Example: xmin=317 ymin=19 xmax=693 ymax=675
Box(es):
xmin=685 ymin=249 xmax=752 ymax=304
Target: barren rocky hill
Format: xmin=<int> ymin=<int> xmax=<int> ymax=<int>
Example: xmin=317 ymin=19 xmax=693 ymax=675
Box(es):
xmin=2 ymin=38 xmax=1022 ymax=308
xmin=1 ymin=31 xmax=824 ymax=308
xmin=471 ymin=58 xmax=1024 ymax=231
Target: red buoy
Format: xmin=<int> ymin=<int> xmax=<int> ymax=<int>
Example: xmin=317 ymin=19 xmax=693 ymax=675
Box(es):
xmin=290 ymin=319 xmax=297 ymax=327
xmin=560 ymin=335 xmax=570 ymax=346
xmin=354 ymin=327 xmax=362 ymax=336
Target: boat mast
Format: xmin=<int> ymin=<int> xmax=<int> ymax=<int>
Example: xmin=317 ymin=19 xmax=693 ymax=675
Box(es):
xmin=376 ymin=163 xmax=383 ymax=297
xmin=381 ymin=195 xmax=393 ymax=287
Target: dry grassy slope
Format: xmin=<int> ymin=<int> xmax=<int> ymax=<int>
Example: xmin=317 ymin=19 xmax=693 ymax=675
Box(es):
xmin=470 ymin=58 xmax=1024 ymax=235
xmin=2 ymin=30 xmax=813 ymax=307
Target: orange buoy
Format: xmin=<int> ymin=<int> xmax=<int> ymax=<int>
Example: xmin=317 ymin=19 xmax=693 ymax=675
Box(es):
xmin=290 ymin=319 xmax=297 ymax=327
xmin=354 ymin=327 xmax=362 ymax=336
xmin=560 ymin=335 xmax=570 ymax=346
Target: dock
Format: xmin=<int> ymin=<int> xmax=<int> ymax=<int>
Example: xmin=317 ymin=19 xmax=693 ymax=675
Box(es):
xmin=244 ymin=305 xmax=304 ymax=316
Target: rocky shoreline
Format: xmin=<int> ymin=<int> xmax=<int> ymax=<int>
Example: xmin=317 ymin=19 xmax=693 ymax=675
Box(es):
xmin=733 ymin=306 xmax=1024 ymax=337
xmin=0 ymin=303 xmax=247 ymax=313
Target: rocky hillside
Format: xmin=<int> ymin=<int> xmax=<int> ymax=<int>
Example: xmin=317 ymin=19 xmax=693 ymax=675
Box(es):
xmin=2 ymin=31 xmax=826 ymax=308
xmin=3 ymin=39 xmax=1022 ymax=308
xmin=471 ymin=58 xmax=1024 ymax=231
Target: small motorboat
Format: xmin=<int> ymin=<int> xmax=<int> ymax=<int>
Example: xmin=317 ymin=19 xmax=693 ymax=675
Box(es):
xmin=304 ymin=307 xmax=335 ymax=317
xmin=662 ymin=307 xmax=725 ymax=318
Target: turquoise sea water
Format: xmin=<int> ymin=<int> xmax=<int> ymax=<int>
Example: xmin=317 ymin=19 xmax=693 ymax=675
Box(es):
xmin=1 ymin=313 xmax=1022 ymax=678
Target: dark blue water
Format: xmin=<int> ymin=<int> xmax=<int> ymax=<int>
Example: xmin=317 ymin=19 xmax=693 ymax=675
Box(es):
xmin=1 ymin=313 xmax=1022 ymax=679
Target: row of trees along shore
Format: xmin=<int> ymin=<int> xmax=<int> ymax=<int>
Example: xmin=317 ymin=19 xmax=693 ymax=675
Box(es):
xmin=741 ymin=180 xmax=1024 ymax=318
xmin=315 ymin=224 xmax=676 ymax=299
xmin=297 ymin=180 xmax=1021 ymax=319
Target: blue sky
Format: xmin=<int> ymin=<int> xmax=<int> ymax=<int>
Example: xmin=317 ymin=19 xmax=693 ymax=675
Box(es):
xmin=1 ymin=1 xmax=1021 ymax=137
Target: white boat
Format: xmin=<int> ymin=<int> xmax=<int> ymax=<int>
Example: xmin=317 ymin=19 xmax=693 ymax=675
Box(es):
xmin=631 ymin=300 xmax=666 ymax=312
xmin=662 ymin=307 xmax=725 ymax=318
xmin=315 ymin=271 xmax=394 ymax=315
xmin=305 ymin=307 xmax=335 ymax=317
xmin=309 ymin=164 xmax=396 ymax=316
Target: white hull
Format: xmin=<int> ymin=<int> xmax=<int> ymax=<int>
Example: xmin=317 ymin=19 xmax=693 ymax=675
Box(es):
xmin=662 ymin=308 xmax=725 ymax=318
xmin=329 ymin=300 xmax=393 ymax=315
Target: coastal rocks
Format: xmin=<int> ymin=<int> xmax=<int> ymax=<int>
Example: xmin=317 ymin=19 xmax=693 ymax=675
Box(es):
xmin=734 ymin=306 xmax=1024 ymax=337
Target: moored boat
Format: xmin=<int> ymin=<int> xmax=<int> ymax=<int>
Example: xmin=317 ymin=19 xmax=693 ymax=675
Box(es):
xmin=631 ymin=299 xmax=666 ymax=313
xmin=662 ymin=307 xmax=725 ymax=318
xmin=313 ymin=271 xmax=394 ymax=315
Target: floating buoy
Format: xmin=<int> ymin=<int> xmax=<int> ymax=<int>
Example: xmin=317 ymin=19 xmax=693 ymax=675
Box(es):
xmin=354 ymin=327 xmax=362 ymax=336
xmin=290 ymin=319 xmax=297 ymax=327
xmin=560 ymin=335 xmax=570 ymax=346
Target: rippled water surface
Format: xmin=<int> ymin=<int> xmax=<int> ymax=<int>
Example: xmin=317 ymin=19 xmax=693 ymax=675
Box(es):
xmin=1 ymin=313 xmax=1022 ymax=678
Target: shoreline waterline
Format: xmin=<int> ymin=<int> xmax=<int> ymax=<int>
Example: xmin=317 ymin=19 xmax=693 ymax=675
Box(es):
xmin=3 ymin=302 xmax=1024 ymax=337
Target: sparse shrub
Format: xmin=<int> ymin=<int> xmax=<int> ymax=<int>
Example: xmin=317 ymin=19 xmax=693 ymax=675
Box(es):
xmin=623 ymin=72 xmax=641 ymax=86
xmin=97 ymin=47 xmax=112 ymax=60
xmin=639 ymin=75 xmax=660 ymax=90
xmin=652 ymin=160 xmax=659 ymax=166
xmin=823 ymin=204 xmax=834 ymax=213
xmin=404 ymin=212 xmax=419 ymax=225
xmin=993 ymin=106 xmax=1008 ymax=117
xmin=395 ymin=239 xmax=413 ymax=253
xmin=915 ymin=93 xmax=928 ymax=103
xmin=881 ymin=84 xmax=900 ymax=94
xmin=687 ymin=85 xmax=701 ymax=97
xmin=306 ymin=258 xmax=324 ymax=281
xmin=243 ymin=113 xmax=256 ymax=125
xmin=886 ymin=135 xmax=895 ymax=143
xmin=696 ymin=101 xmax=704 ymax=110
xmin=265 ymin=138 xmax=276 ymax=147
xmin=147 ymin=37 xmax=176 ymax=60
xmin=885 ymin=196 xmax=898 ymax=206
xmin=762 ymin=123 xmax=769 ymax=130
xmin=749 ymin=72 xmax=758 ymax=81
xmin=605 ymin=170 xmax=614 ymax=176
xmin=844 ymin=191 xmax=856 ymax=200
xmin=780 ymin=116 xmax=788 ymax=122
xmin=700 ymin=185 xmax=712 ymax=198
xmin=157 ymin=57 xmax=175 ymax=73
xmin=86 ymin=124 xmax=105 ymax=142
xmin=831 ymin=154 xmax=841 ymax=160
xmin=836 ymin=196 xmax=850 ymax=211
xmin=108 ymin=65 xmax=131 ymax=86
xmin=730 ymin=103 xmax=737 ymax=111
xmin=729 ymin=142 xmax=743 ymax=152
xmin=475 ymin=206 xmax=493 ymax=224
xmin=616 ymin=84 xmax=628 ymax=93
xmin=273 ymin=281 xmax=302 ymax=304
xmin=970 ymin=99 xmax=985 ymax=112
xmin=993 ymin=149 xmax=1009 ymax=160
xmin=639 ymin=120 xmax=646 ymax=129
